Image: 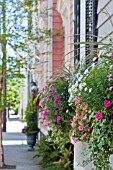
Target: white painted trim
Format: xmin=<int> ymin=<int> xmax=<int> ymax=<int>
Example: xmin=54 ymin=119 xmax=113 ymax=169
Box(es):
xmin=80 ymin=0 xmax=86 ymax=64
xmin=57 ymin=0 xmax=71 ymax=69
xmin=47 ymin=0 xmax=53 ymax=78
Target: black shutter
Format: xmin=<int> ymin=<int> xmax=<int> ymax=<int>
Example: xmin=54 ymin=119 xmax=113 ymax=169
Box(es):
xmin=74 ymin=0 xmax=80 ymax=63
xmin=86 ymin=0 xmax=98 ymax=63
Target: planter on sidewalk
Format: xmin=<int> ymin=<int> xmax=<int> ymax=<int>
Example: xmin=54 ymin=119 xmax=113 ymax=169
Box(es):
xmin=27 ymin=131 xmax=38 ymax=151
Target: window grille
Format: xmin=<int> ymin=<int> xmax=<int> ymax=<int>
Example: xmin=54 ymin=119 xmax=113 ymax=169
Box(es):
xmin=86 ymin=0 xmax=98 ymax=63
xmin=74 ymin=0 xmax=80 ymax=63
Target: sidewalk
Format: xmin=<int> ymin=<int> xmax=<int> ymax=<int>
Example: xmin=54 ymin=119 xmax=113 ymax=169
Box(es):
xmin=1 ymin=115 xmax=42 ymax=170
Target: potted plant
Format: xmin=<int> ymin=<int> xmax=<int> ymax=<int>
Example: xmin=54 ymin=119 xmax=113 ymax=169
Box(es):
xmin=40 ymin=76 xmax=73 ymax=132
xmin=68 ymin=58 xmax=113 ymax=169
xmin=22 ymin=92 xmax=40 ymax=151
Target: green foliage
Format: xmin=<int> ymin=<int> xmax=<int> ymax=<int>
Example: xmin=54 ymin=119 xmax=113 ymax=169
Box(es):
xmin=34 ymin=129 xmax=73 ymax=170
xmin=7 ymin=78 xmax=23 ymax=114
xmin=24 ymin=93 xmax=40 ymax=133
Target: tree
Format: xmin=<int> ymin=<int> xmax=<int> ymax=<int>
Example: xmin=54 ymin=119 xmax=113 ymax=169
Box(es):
xmin=0 ymin=0 xmax=39 ymax=167
xmin=7 ymin=78 xmax=24 ymax=115
xmin=0 ymin=0 xmax=53 ymax=166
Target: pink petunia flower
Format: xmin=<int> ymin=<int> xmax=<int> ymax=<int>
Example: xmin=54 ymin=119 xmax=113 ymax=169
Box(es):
xmin=71 ymin=122 xmax=75 ymax=127
xmin=39 ymin=100 xmax=43 ymax=107
xmin=87 ymin=127 xmax=91 ymax=132
xmin=57 ymin=116 xmax=61 ymax=121
xmin=86 ymin=119 xmax=90 ymax=123
xmin=72 ymin=137 xmax=78 ymax=143
xmin=81 ymin=112 xmax=85 ymax=119
xmin=78 ymin=121 xmax=83 ymax=126
xmin=82 ymin=104 xmax=88 ymax=110
xmin=74 ymin=97 xmax=82 ymax=104
xmin=73 ymin=116 xmax=77 ymax=122
xmin=104 ymin=99 xmax=111 ymax=108
xmin=78 ymin=126 xmax=84 ymax=131
xmin=75 ymin=112 xmax=79 ymax=118
xmin=96 ymin=112 xmax=102 ymax=120
xmin=81 ymin=133 xmax=87 ymax=139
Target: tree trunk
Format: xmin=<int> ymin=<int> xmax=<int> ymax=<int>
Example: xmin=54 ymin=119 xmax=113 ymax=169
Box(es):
xmin=0 ymin=77 xmax=4 ymax=167
xmin=2 ymin=0 xmax=7 ymax=133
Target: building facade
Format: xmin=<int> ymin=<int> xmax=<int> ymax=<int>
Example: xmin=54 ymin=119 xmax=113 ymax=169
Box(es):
xmin=27 ymin=0 xmax=113 ymax=169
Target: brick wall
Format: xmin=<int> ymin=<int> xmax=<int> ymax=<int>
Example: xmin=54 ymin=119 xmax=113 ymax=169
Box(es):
xmin=52 ymin=0 xmax=64 ymax=77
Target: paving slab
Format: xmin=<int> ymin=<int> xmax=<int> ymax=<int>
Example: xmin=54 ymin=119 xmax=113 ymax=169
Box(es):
xmin=1 ymin=115 xmax=42 ymax=170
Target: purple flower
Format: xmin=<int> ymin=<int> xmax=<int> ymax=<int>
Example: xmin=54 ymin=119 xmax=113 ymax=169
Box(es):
xmin=43 ymin=111 xmax=47 ymax=116
xmin=51 ymin=86 xmax=56 ymax=90
xmin=55 ymin=94 xmax=60 ymax=99
xmin=46 ymin=107 xmax=50 ymax=111
xmin=51 ymin=90 xmax=55 ymax=95
xmin=108 ymin=77 xmax=113 ymax=81
xmin=54 ymin=99 xmax=60 ymax=104
xmin=54 ymin=111 xmax=58 ymax=115
xmin=59 ymin=107 xmax=63 ymax=110
xmin=109 ymin=86 xmax=113 ymax=91
xmin=54 ymin=103 xmax=56 ymax=108
xmin=47 ymin=95 xmax=52 ymax=100
xmin=57 ymin=116 xmax=61 ymax=121
xmin=64 ymin=73 xmax=68 ymax=77
xmin=53 ymin=118 xmax=57 ymax=122
xmin=110 ymin=52 xmax=113 ymax=58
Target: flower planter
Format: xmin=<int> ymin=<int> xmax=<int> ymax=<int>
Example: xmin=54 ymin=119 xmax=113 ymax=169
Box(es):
xmin=27 ymin=131 xmax=37 ymax=151
xmin=73 ymin=141 xmax=93 ymax=170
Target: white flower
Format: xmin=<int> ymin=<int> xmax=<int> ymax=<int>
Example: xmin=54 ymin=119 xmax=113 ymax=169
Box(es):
xmin=76 ymin=73 xmax=80 ymax=78
xmin=74 ymin=88 xmax=77 ymax=93
xmin=93 ymin=57 xmax=97 ymax=61
xmin=84 ymin=69 xmax=89 ymax=75
xmin=89 ymin=88 xmax=92 ymax=93
xmin=82 ymin=82 xmax=86 ymax=87
xmin=68 ymin=88 xmax=71 ymax=93
xmin=110 ymin=65 xmax=113 ymax=69
xmin=91 ymin=63 xmax=95 ymax=69
xmin=78 ymin=75 xmax=83 ymax=82
xmin=79 ymin=83 xmax=82 ymax=91
xmin=75 ymin=81 xmax=78 ymax=87
xmin=84 ymin=87 xmax=88 ymax=91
